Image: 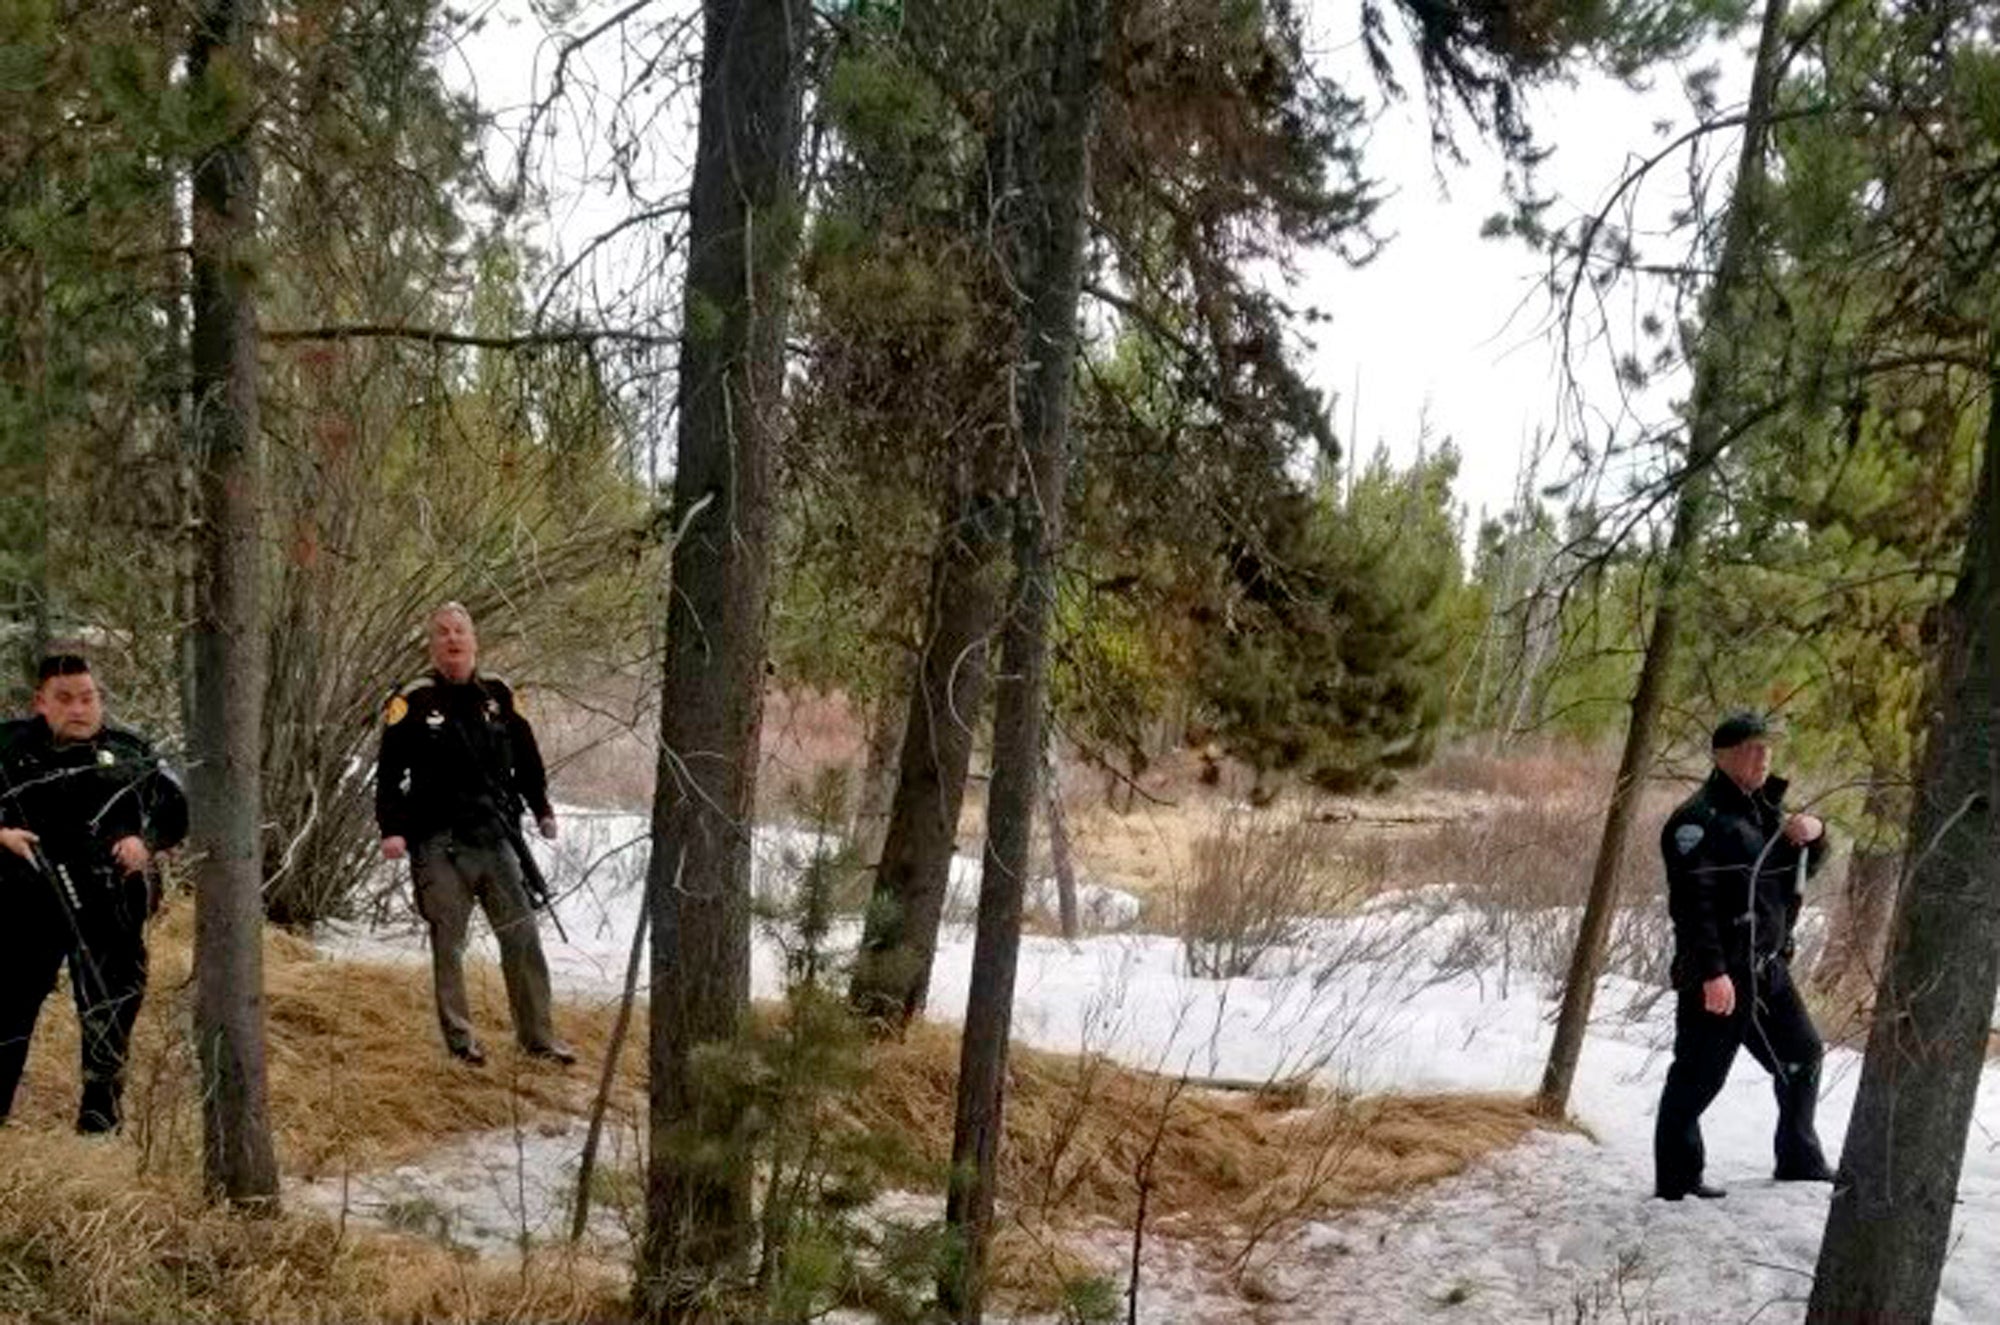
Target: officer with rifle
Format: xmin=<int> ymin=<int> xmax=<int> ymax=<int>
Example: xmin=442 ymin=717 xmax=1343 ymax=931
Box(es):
xmin=0 ymin=653 xmax=188 ymax=1133
xmin=376 ymin=603 xmax=574 ymax=1067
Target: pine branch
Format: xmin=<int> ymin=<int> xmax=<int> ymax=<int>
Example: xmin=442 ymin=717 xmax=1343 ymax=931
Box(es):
xmin=264 ymin=324 xmax=675 ymax=349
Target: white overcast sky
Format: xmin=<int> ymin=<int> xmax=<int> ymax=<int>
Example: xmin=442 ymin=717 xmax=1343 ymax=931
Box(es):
xmin=442 ymin=1 xmax=1757 ymax=524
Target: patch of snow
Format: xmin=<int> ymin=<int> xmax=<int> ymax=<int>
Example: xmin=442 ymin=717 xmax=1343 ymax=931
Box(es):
xmin=291 ymin=1115 xmax=642 ymax=1257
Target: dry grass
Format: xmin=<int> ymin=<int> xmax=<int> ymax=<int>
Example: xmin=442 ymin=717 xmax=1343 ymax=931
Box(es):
xmin=1018 ymin=747 xmax=1523 ymax=924
xmin=1343 ymin=743 xmax=1688 ymax=914
xmin=0 ymin=1133 xmax=625 ymax=1324
xmin=11 ymin=907 xmax=642 ymax=1180
xmin=856 ymin=1022 xmax=1553 ymax=1231
xmin=3 ymin=900 xmax=1555 ymax=1322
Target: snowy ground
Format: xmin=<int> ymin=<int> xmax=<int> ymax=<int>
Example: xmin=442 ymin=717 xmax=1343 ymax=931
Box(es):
xmin=309 ymin=807 xmax=2000 ymax=1323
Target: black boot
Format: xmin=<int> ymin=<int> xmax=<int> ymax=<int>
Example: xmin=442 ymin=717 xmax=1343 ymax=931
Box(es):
xmin=1657 ymin=1181 xmax=1728 ymax=1201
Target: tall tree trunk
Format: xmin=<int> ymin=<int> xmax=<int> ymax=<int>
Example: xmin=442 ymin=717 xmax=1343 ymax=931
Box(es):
xmin=1806 ymin=372 xmax=1995 ymax=1325
xmin=186 ymin=0 xmax=279 ymax=1209
xmin=847 ymin=469 xmax=1008 ymax=1026
xmin=0 ymin=173 xmax=48 ymax=704
xmin=639 ymin=0 xmax=806 ymax=1317
xmin=941 ymin=0 xmax=1108 ymax=1315
xmin=1536 ymin=0 xmax=1791 ymax=1117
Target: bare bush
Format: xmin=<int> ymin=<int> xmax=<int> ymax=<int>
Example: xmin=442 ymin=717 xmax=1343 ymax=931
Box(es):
xmin=1175 ymin=812 xmax=1356 ymax=979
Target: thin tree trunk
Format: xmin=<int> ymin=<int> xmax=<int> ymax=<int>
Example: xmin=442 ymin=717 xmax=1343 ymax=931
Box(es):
xmin=1045 ymin=750 xmax=1079 ymax=940
xmin=1806 ymin=372 xmax=1995 ymax=1325
xmin=849 ymin=686 xmax=904 ymax=867
xmin=186 ymin=0 xmax=279 ymax=1209
xmin=1536 ymin=0 xmax=1791 ymax=1117
xmin=639 ymin=0 xmax=806 ymax=1317
xmin=848 ymin=470 xmax=1008 ymax=1026
xmin=941 ymin=0 xmax=1108 ymax=1316
xmin=573 ymin=887 xmax=649 ymax=1244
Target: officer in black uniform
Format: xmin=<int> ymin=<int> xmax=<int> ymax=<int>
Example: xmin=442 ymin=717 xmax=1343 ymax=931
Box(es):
xmin=0 ymin=654 xmax=187 ymax=1132
xmin=376 ymin=603 xmax=573 ymax=1067
xmin=1654 ymin=711 xmax=1835 ymax=1200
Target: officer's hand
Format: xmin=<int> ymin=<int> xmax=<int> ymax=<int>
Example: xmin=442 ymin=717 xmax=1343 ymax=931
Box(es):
xmin=1702 ymin=974 xmax=1736 ymax=1017
xmin=111 ymin=835 xmax=151 ymax=875
xmin=0 ymin=827 xmax=37 ymax=861
xmin=381 ymin=835 xmax=408 ymax=861
xmin=1783 ymin=813 xmax=1824 ymax=845
xmin=537 ymin=815 xmax=558 ymax=841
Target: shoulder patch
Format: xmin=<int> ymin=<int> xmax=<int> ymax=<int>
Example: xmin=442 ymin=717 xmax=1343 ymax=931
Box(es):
xmin=1673 ymin=823 xmax=1706 ymax=855
xmin=385 ymin=695 xmax=409 ymax=726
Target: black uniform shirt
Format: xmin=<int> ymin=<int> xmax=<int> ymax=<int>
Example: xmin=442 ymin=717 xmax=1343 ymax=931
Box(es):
xmin=1661 ymin=768 xmax=1831 ymax=985
xmin=374 ymin=672 xmax=552 ymax=846
xmin=0 ymin=716 xmax=188 ymax=878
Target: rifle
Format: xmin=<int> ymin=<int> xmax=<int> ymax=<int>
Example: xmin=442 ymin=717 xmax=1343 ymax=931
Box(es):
xmin=16 ymin=837 xmax=121 ymax=1051
xmin=501 ymin=807 xmax=570 ymax=945
xmin=25 ymin=837 xmax=86 ymax=920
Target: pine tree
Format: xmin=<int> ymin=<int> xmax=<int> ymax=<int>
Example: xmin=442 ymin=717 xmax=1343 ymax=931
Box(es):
xmin=640 ymin=0 xmax=809 ymax=1316
xmin=186 ymin=0 xmax=280 ymax=1209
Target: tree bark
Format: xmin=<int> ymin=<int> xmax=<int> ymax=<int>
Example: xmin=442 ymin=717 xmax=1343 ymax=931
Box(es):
xmin=186 ymin=0 xmax=280 ymax=1209
xmin=1806 ymin=370 xmax=1995 ymax=1325
xmin=639 ymin=0 xmax=806 ymax=1317
xmin=0 ymin=160 xmax=48 ymax=704
xmin=1045 ymin=750 xmax=1080 ymax=940
xmin=847 ymin=469 xmax=1008 ymax=1026
xmin=849 ymin=686 xmax=905 ymax=868
xmin=941 ymin=0 xmax=1109 ymax=1316
xmin=1536 ymin=0 xmax=1791 ymax=1117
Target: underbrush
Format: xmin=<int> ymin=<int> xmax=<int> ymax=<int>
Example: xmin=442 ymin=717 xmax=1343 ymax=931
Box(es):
xmin=2 ymin=888 xmax=1555 ymax=1322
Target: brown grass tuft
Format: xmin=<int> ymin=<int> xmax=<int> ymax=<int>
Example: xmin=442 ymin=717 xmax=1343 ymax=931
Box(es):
xmin=856 ymin=1023 xmax=1554 ymax=1232
xmin=0 ymin=1132 xmax=625 ymax=1324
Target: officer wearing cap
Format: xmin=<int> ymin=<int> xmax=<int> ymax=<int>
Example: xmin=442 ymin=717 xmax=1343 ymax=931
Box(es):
xmin=0 ymin=653 xmax=188 ymax=1132
xmin=1653 ymin=710 xmax=1835 ymax=1199
xmin=376 ymin=603 xmax=574 ymax=1067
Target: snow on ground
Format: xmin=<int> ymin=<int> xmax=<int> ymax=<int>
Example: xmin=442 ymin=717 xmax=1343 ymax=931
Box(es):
xmin=309 ymin=807 xmax=2000 ymax=1323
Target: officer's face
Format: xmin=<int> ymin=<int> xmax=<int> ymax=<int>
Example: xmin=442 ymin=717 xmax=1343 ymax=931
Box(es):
xmin=34 ymin=672 xmax=104 ymax=743
xmin=429 ymin=610 xmax=479 ymax=681
xmin=1716 ymin=738 xmax=1772 ymax=793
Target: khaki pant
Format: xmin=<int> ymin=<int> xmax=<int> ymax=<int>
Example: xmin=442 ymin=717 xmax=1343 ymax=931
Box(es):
xmin=411 ymin=834 xmax=559 ymax=1055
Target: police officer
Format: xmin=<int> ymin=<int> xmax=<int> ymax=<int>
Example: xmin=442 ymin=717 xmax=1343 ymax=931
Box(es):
xmin=1654 ymin=711 xmax=1835 ymax=1199
xmin=376 ymin=603 xmax=574 ymax=1067
xmin=0 ymin=654 xmax=187 ymax=1132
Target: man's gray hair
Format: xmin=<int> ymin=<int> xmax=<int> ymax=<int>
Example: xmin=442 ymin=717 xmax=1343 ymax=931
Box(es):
xmin=429 ymin=601 xmax=474 ymax=628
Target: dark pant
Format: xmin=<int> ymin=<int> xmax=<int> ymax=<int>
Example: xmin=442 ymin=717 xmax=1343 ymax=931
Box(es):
xmin=411 ymin=834 xmax=559 ymax=1055
xmin=1655 ymin=957 xmax=1827 ymax=1192
xmin=0 ymin=862 xmax=151 ymax=1132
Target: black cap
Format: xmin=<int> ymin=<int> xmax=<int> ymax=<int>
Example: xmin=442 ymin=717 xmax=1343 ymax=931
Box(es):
xmin=36 ymin=653 xmax=90 ymax=684
xmin=1711 ymin=711 xmax=1774 ymax=750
